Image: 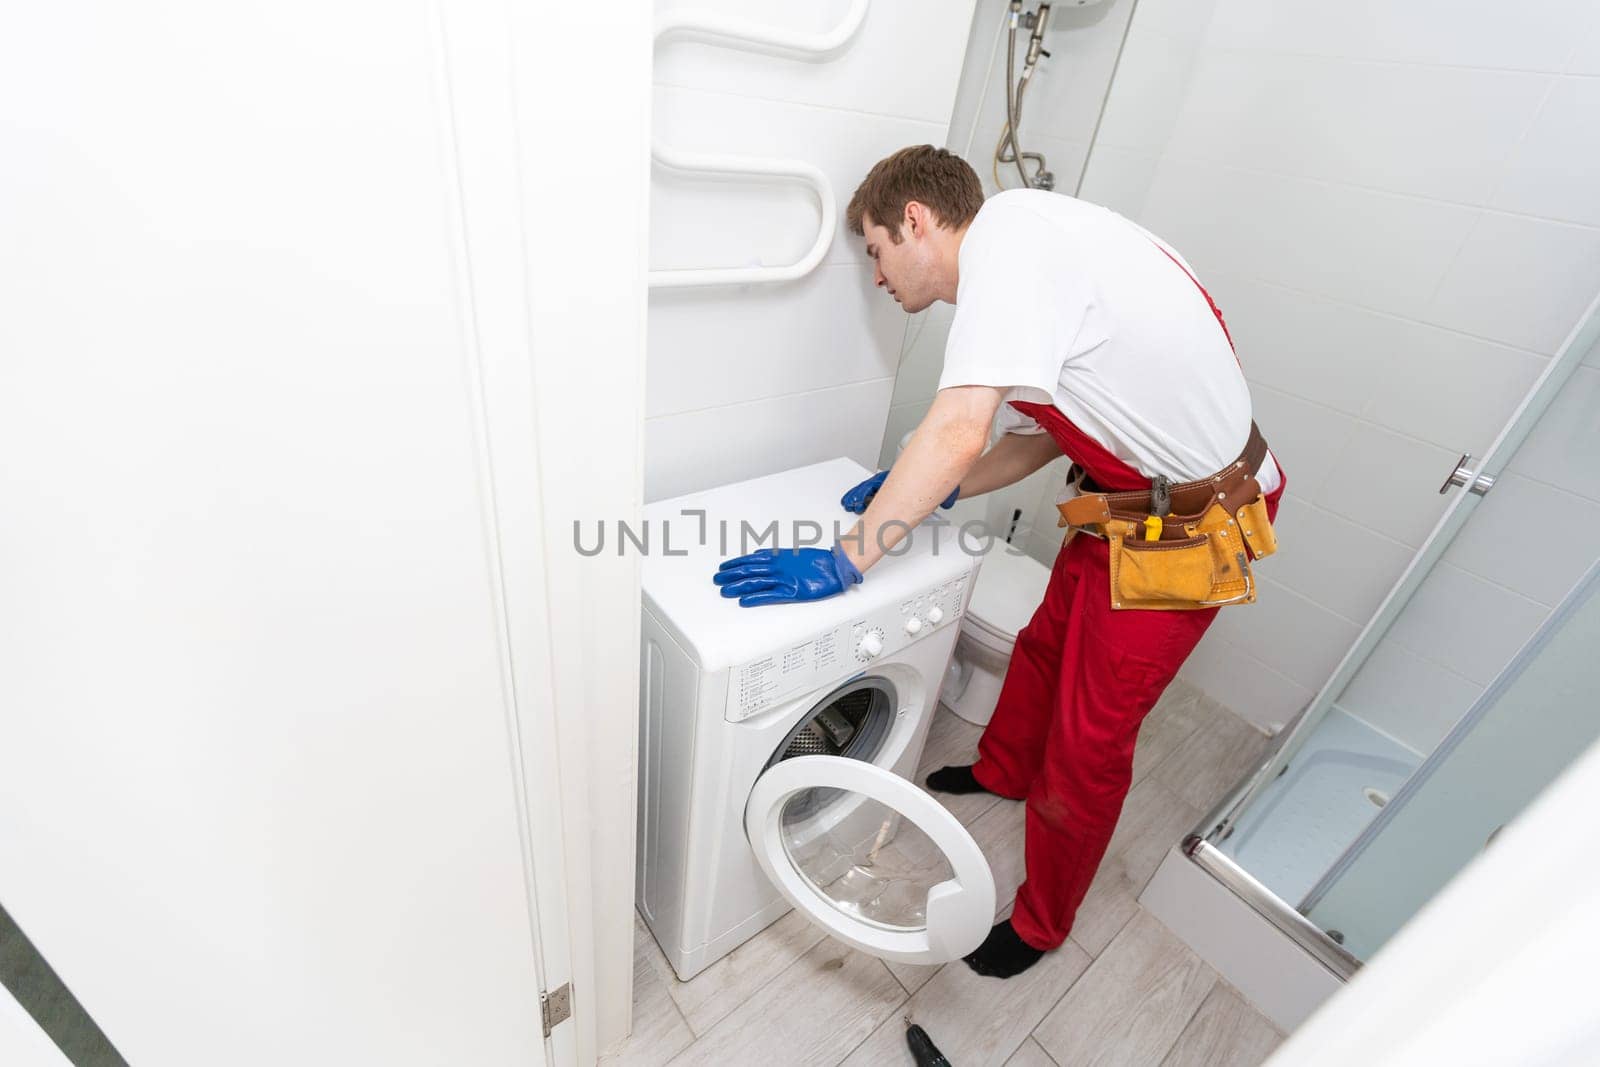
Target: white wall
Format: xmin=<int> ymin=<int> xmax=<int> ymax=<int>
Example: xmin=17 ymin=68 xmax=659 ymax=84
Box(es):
xmin=0 ymin=985 xmax=70 ymax=1067
xmin=1086 ymin=0 xmax=1600 ymax=735
xmin=645 ymin=0 xmax=978 ymax=502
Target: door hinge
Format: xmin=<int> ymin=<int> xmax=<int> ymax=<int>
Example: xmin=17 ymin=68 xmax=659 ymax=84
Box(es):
xmin=541 ymin=983 xmax=572 ymax=1038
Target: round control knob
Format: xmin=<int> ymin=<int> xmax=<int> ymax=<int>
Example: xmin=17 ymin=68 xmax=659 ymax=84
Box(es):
xmin=904 ymin=617 xmax=923 ymax=635
xmin=926 ymin=607 xmax=945 ymax=624
xmin=859 ymin=632 xmax=885 ymax=658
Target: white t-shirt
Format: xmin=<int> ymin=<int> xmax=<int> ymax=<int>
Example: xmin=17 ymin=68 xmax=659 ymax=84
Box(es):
xmin=939 ymin=189 xmax=1281 ymax=495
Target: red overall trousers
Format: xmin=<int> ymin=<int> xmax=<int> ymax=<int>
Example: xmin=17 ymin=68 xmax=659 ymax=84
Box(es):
xmin=970 ymin=266 xmax=1285 ymax=952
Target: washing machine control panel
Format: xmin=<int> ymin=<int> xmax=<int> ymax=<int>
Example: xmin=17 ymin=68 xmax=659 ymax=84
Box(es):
xmin=725 ymin=573 xmax=970 ymax=723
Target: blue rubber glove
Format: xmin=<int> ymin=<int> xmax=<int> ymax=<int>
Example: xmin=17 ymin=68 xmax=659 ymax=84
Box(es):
xmin=840 ymin=469 xmax=959 ymax=514
xmin=713 ymin=544 xmax=863 ymax=607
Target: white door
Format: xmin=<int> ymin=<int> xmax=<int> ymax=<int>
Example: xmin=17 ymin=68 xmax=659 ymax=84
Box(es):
xmin=0 ymin=3 xmax=569 ymax=1064
xmin=745 ymin=756 xmax=997 ymax=964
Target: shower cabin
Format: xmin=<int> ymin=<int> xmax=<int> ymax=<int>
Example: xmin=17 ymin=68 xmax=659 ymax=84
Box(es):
xmin=1142 ymin=297 xmax=1600 ymax=1029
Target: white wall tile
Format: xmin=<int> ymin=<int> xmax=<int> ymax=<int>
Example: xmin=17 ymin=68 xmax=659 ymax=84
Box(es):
xmin=653 ymin=0 xmax=977 ymax=125
xmin=1335 ymin=640 xmax=1484 ymax=754
xmin=990 ymin=456 xmax=1069 ymax=545
xmin=1359 ymin=330 xmax=1546 ymax=457
xmin=1262 ymin=495 xmax=1417 ymax=626
xmin=647 ymin=264 xmax=903 ymax=417
xmin=1385 ymin=563 xmax=1551 ymax=687
xmin=1247 ymin=385 xmax=1362 ymax=498
xmin=1024 ymin=525 xmax=1066 ymax=568
xmin=1425 ymin=212 xmax=1600 ymax=355
xmin=1185 ymin=274 xmax=1545 ymax=455
xmin=945 ymin=0 xmax=1008 ymax=156
xmin=1165 ymin=53 xmax=1549 ymax=205
xmin=1209 ymin=577 xmax=1363 ymax=692
xmin=645 ymin=377 xmax=895 ymax=501
xmin=1091 ymin=24 xmax=1206 ymax=155
xmin=1443 ymin=472 xmax=1600 ymax=606
xmin=647 ymin=0 xmax=974 ymax=509
xmin=1140 ymin=160 xmax=1479 ymax=318
xmin=651 ymin=85 xmax=948 ymax=273
xmin=1507 ymin=365 xmax=1600 ymax=502
xmin=878 ymin=399 xmax=926 ymax=468
xmin=1217 ymin=277 xmax=1399 ymax=417
xmin=1178 ymin=630 xmax=1315 ymax=732
xmin=1076 ymin=145 xmax=1160 ymax=218
xmin=1492 ymin=77 xmax=1600 ymax=227
xmin=1567 ymin=5 xmax=1600 ymax=75
xmin=1128 ymin=0 xmax=1222 ymax=42
xmin=1316 ymin=422 xmax=1457 ymax=548
xmin=1017 ymin=455 xmax=1077 ymax=544
xmin=1201 ymin=0 xmax=1592 ymax=72
xmin=886 ymin=302 xmax=955 ymax=408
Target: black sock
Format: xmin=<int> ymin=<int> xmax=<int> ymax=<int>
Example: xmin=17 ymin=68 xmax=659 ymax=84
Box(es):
xmin=963 ymin=919 xmax=1046 ymax=979
xmin=924 ymin=765 xmax=993 ymax=795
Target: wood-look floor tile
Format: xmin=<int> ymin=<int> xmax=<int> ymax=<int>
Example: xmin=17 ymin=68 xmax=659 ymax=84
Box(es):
xmin=883 ymin=958 xmax=942 ymax=997
xmin=665 ymin=908 xmax=827 ymax=1035
xmin=1068 ymin=776 xmax=1202 ymax=956
xmin=1033 ymin=911 xmax=1216 ymax=1067
xmin=1005 ymin=1037 xmax=1061 ymax=1066
xmin=1068 ymin=875 xmax=1140 ymax=961
xmin=1159 ymin=983 xmax=1283 ymax=1067
xmin=916 ymin=707 xmax=1003 ymax=827
xmin=840 ymin=938 xmax=1090 ymax=1067
xmin=1133 ymin=682 xmax=1209 ymax=785
xmin=1149 ymin=700 xmax=1268 ymax=813
xmin=666 ymin=938 xmax=905 ymax=1067
xmin=966 ymin=797 xmax=1028 ymax=912
xmin=601 ymin=916 xmax=695 ymax=1066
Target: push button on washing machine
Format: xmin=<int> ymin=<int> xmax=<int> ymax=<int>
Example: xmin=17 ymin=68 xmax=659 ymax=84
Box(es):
xmin=903 ymin=616 xmax=923 ymax=635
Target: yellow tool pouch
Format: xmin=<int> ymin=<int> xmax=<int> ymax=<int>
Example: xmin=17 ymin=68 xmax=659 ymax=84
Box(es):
xmin=1106 ymin=503 xmax=1263 ymax=610
xmin=1053 ymin=423 xmax=1281 ymax=610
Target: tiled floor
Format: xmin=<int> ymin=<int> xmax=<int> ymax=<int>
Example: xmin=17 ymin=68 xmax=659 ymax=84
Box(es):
xmin=604 ymin=680 xmax=1281 ymax=1067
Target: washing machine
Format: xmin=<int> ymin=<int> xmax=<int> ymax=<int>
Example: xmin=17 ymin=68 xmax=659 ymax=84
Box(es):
xmin=636 ymin=458 xmax=1000 ymax=981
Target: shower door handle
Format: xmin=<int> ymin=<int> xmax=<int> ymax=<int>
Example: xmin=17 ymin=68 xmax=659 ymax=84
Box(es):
xmin=1439 ymin=453 xmax=1496 ymax=496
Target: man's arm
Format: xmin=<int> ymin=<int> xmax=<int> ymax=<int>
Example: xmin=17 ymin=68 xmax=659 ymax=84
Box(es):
xmin=956 ymin=429 xmax=1062 ymax=499
xmin=838 ymin=386 xmax=1003 ymax=574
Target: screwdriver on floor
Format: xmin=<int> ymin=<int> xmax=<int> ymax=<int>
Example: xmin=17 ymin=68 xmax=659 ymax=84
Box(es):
xmin=906 ymin=1020 xmax=953 ymax=1066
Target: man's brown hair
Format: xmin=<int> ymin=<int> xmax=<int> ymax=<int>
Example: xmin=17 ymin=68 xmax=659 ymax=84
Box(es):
xmin=847 ymin=145 xmax=984 ymax=243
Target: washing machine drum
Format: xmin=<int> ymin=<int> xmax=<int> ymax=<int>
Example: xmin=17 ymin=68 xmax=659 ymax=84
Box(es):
xmin=763 ymin=679 xmax=895 ymax=822
xmin=766 ymin=679 xmax=894 ymax=768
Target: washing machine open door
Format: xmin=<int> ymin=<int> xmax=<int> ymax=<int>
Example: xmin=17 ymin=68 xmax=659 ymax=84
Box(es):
xmin=744 ymin=755 xmax=997 ymax=965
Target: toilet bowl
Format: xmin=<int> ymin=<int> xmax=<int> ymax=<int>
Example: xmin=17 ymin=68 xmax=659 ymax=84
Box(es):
xmin=942 ymin=544 xmax=1053 ymax=727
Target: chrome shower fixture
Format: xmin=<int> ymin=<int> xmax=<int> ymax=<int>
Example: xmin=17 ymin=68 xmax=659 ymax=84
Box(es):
xmin=995 ymin=1 xmax=1055 ymax=191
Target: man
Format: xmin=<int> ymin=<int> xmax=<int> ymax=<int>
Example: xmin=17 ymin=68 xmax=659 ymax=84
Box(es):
xmin=713 ymin=145 xmax=1283 ymax=978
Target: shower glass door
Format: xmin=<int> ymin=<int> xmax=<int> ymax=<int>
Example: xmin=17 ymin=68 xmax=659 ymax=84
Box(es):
xmin=1300 ymin=558 xmax=1600 ymax=960
xmin=1189 ymin=293 xmax=1600 ymax=974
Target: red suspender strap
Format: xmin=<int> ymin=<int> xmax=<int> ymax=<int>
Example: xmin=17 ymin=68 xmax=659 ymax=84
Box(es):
xmin=1007 ymin=400 xmax=1150 ymax=492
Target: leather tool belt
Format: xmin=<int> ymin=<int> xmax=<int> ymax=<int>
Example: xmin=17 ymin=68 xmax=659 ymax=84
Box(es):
xmin=1056 ymin=423 xmax=1279 ymax=611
